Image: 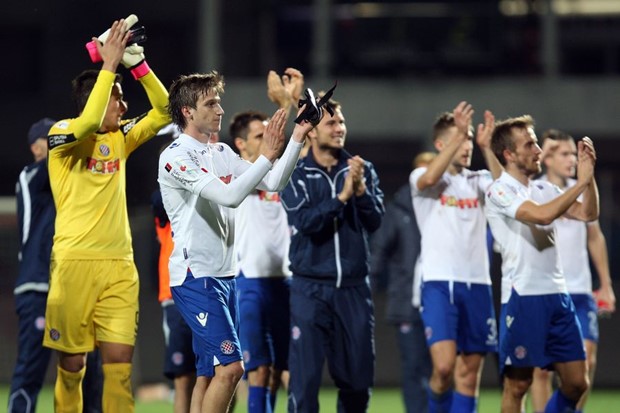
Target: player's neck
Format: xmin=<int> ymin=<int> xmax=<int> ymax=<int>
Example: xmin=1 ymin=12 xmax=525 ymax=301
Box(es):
xmin=545 ymin=170 xmax=568 ymax=189
xmin=507 ymin=164 xmax=530 ymax=186
xmin=312 ymin=146 xmax=340 ymax=171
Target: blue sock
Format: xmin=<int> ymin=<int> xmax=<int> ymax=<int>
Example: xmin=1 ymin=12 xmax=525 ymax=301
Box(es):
xmin=544 ymin=390 xmax=577 ymax=413
xmin=269 ymin=391 xmax=277 ymax=411
xmin=451 ymin=391 xmax=476 ymax=413
xmin=248 ymin=386 xmax=272 ymax=413
xmin=427 ymin=388 xmax=453 ymax=413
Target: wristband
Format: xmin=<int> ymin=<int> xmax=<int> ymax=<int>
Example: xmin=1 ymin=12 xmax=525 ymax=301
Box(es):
xmin=86 ymin=41 xmax=102 ymax=63
xmin=130 ymin=61 xmax=150 ymax=80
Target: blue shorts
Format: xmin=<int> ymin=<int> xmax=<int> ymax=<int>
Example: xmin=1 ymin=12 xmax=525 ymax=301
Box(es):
xmin=499 ymin=290 xmax=585 ymax=375
xmin=162 ymin=302 xmax=196 ymax=379
xmin=171 ymin=273 xmax=242 ymax=378
xmin=236 ymin=273 xmax=290 ymax=373
xmin=571 ymin=293 xmax=599 ymax=343
xmin=420 ymin=281 xmax=497 ymax=353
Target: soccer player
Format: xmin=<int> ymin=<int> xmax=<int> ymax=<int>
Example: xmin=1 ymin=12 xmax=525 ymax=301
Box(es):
xmin=281 ymin=96 xmax=385 ymax=413
xmin=9 ymin=118 xmax=103 ymax=413
xmin=485 ymin=116 xmax=599 ymax=413
xmin=370 ymin=151 xmax=435 ymax=413
xmin=43 ymin=19 xmax=170 ymax=412
xmin=158 ymin=71 xmax=314 ymax=413
xmin=410 ymin=102 xmax=500 ymax=413
xmin=528 ymin=129 xmax=615 ymax=413
xmin=231 ymin=111 xmax=293 ymax=413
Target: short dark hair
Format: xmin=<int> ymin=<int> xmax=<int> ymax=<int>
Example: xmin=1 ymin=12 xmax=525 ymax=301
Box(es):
xmin=72 ymin=70 xmax=123 ymax=114
xmin=168 ymin=71 xmax=225 ymax=130
xmin=229 ymin=111 xmax=268 ymax=141
xmin=541 ymin=128 xmax=573 ymax=143
xmin=491 ymin=115 xmax=535 ymax=166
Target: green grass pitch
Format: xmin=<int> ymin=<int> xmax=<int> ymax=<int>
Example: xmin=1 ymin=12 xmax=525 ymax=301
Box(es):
xmin=2 ymin=385 xmax=620 ymax=412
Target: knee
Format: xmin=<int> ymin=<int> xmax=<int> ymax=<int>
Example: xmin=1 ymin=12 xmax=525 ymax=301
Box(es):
xmin=218 ymin=362 xmax=244 ymax=386
xmin=561 ymin=377 xmax=589 ymax=401
xmin=433 ymin=361 xmax=455 ymax=383
xmin=58 ymin=352 xmax=86 ymax=373
xmin=504 ymin=377 xmax=532 ymax=400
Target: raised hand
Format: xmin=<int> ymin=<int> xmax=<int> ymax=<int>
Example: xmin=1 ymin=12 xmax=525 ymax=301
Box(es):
xmin=476 ymin=110 xmax=495 ymax=150
xmin=576 ymin=136 xmax=596 ymax=184
xmin=283 ymin=67 xmax=304 ymax=103
xmin=291 ymin=104 xmax=315 ymax=143
xmin=97 ymin=20 xmax=130 ymax=72
xmin=260 ymin=108 xmax=287 ymax=162
xmin=453 ymin=101 xmax=474 ymax=138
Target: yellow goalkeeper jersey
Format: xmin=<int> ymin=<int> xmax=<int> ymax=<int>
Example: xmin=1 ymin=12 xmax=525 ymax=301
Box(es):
xmin=48 ymin=70 xmax=170 ymax=260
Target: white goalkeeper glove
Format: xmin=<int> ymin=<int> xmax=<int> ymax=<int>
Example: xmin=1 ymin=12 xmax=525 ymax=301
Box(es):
xmin=85 ymin=14 xmax=139 ymax=63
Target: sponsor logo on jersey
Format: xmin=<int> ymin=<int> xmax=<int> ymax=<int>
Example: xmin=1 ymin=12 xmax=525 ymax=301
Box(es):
xmin=219 ymin=174 xmax=232 ymax=184
xmin=35 ymin=316 xmax=46 ymax=331
xmin=165 ymin=163 xmax=172 ymax=172
xmin=196 ymin=312 xmax=208 ymax=327
xmin=258 ymin=190 xmax=281 ymax=202
xmin=506 ymin=315 xmax=514 ymax=328
xmin=48 ymin=134 xmax=77 ymax=149
xmin=86 ymin=157 xmax=120 ymax=174
xmin=220 ymin=340 xmax=236 ymax=355
xmin=216 ymin=144 xmax=224 ymax=152
xmin=169 ymin=142 xmax=180 ymax=149
xmin=99 ymin=144 xmax=110 ymax=156
xmin=439 ymin=195 xmax=479 ymax=209
xmin=243 ymin=350 xmax=251 ymax=363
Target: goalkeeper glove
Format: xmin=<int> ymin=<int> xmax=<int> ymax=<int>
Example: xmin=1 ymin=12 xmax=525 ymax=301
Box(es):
xmin=85 ymin=14 xmax=145 ymax=63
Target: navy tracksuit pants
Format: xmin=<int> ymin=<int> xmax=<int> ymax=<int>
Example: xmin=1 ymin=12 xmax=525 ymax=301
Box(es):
xmin=288 ymin=276 xmax=375 ymax=413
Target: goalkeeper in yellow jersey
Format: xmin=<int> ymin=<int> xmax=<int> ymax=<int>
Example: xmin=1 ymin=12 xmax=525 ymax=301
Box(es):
xmin=43 ymin=18 xmax=170 ymax=412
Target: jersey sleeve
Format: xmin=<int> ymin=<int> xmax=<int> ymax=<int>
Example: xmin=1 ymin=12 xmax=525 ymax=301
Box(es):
xmin=123 ymin=71 xmax=171 ymax=155
xmin=486 ymin=179 xmax=525 ymax=219
xmin=476 ymin=169 xmax=494 ymax=192
xmin=48 ymin=71 xmax=117 ymax=153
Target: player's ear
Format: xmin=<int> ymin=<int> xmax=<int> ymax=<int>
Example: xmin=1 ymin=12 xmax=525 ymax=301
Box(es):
xmin=233 ymin=137 xmax=245 ymax=153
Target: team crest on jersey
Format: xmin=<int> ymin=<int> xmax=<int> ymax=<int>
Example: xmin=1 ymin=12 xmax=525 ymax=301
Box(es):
xmin=99 ymin=144 xmax=110 ymax=156
xmin=216 ymin=144 xmax=224 ymax=152
xmin=49 ymin=328 xmax=61 ymax=341
xmin=220 ymin=340 xmax=235 ymax=355
xmin=86 ymin=157 xmax=120 ymax=174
